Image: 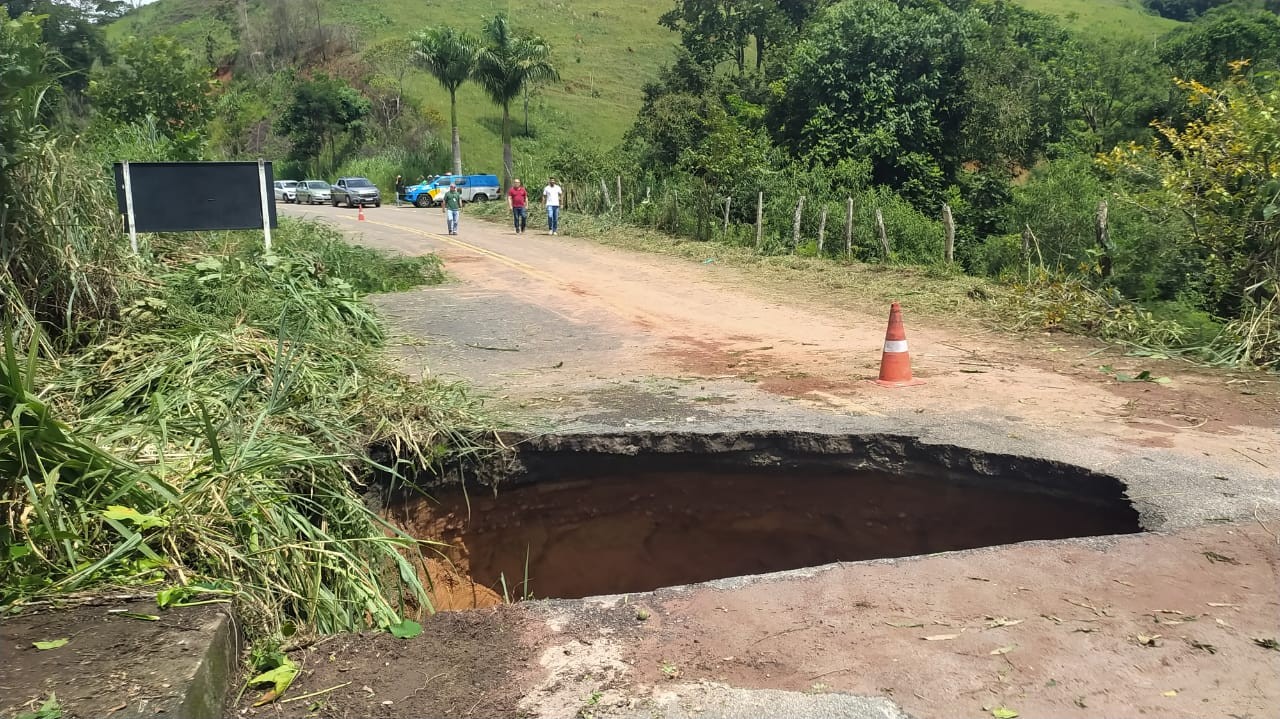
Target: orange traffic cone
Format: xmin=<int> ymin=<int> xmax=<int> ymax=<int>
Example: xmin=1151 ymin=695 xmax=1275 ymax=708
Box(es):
xmin=875 ymin=302 xmax=925 ymax=387
xmin=357 ymin=204 xmax=366 ymax=221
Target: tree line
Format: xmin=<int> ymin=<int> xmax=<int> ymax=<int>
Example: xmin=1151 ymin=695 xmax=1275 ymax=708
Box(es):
xmin=557 ymin=0 xmax=1279 ymax=368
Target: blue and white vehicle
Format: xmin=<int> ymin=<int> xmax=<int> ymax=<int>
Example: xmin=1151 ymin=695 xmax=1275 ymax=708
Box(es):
xmin=404 ymin=174 xmax=501 ymax=208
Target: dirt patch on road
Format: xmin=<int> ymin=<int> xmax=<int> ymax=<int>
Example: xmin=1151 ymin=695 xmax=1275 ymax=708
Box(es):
xmin=616 ymin=522 xmax=1280 ymax=718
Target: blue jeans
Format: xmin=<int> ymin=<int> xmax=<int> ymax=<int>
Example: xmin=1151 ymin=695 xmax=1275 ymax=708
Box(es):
xmin=547 ymin=205 xmax=560 ymax=232
xmin=512 ymin=207 xmax=526 ymax=232
xmin=445 ymin=209 xmax=460 ymax=233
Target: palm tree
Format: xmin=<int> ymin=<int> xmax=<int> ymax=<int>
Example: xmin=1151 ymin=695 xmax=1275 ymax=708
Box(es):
xmin=410 ymin=26 xmax=478 ymax=176
xmin=474 ymin=14 xmax=558 ymax=190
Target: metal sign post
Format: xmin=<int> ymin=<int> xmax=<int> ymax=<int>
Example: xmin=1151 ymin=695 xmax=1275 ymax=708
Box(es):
xmin=122 ymin=161 xmax=139 ymax=254
xmin=257 ymin=158 xmax=273 ymax=252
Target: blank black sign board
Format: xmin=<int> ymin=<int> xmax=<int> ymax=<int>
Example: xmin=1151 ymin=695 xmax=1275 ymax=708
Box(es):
xmin=113 ymin=161 xmax=278 ymax=233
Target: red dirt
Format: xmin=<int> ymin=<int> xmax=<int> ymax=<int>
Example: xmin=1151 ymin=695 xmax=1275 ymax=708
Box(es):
xmin=620 ymin=522 xmax=1280 ymax=718
xmin=390 ymin=466 xmax=1137 ymax=601
xmin=272 ymin=204 xmax=1280 ymax=716
xmin=322 ymin=205 xmax=1279 ymax=474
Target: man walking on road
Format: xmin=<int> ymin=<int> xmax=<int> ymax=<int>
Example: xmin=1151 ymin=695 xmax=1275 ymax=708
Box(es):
xmin=442 ymin=183 xmax=463 ymax=235
xmin=508 ymin=179 xmax=528 ymax=234
xmin=542 ymin=177 xmax=563 ymax=235
xmin=394 ymin=175 xmax=405 ymax=207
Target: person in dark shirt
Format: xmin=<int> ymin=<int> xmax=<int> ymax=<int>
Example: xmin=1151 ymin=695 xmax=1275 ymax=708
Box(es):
xmin=394 ymin=175 xmax=405 ymax=206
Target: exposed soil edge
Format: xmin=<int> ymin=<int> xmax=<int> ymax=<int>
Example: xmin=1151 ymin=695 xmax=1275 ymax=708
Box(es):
xmin=411 ymin=430 xmax=1146 ymax=528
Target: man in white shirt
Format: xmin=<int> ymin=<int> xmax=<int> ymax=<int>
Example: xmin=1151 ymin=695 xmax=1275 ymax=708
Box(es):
xmin=542 ymin=178 xmax=563 ymax=235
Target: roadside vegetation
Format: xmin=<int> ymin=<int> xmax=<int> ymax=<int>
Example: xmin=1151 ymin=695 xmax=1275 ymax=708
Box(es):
xmin=1 ymin=11 xmax=493 ymax=648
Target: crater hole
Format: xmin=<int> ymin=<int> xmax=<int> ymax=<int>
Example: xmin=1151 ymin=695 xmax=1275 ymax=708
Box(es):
xmin=388 ymin=435 xmax=1141 ymax=602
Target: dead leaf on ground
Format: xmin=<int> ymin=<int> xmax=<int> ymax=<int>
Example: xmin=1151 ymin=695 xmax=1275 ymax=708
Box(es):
xmin=1202 ymin=551 xmax=1240 ymax=565
xmin=1207 ymin=602 xmax=1238 ymax=608
xmin=989 ymin=645 xmax=1016 ymax=655
xmin=991 ymin=707 xmax=1019 ymax=719
xmin=1188 ymin=639 xmax=1217 ymax=654
xmin=1152 ymin=609 xmax=1184 ymax=615
xmin=1063 ymin=597 xmax=1111 ymax=617
xmin=1162 ymin=690 xmax=1178 ymax=697
xmin=922 ymin=634 xmax=960 ymax=641
xmin=1136 ymin=634 xmax=1162 ymax=647
xmin=1252 ymin=637 xmax=1280 ymax=651
xmin=985 ymin=616 xmax=1024 ymax=628
xmin=885 ymin=621 xmax=925 ymax=628
xmin=32 ymin=638 xmax=69 ymax=650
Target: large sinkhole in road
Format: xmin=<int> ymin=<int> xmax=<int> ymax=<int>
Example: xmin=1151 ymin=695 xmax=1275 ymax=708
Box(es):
xmin=387 ymin=433 xmax=1141 ymax=601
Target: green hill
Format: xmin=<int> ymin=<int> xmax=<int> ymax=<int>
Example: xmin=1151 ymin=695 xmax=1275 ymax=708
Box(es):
xmin=106 ymin=0 xmax=1182 ymax=175
xmin=108 ymin=0 xmax=680 ymax=176
xmin=1014 ymin=0 xmax=1181 ymax=41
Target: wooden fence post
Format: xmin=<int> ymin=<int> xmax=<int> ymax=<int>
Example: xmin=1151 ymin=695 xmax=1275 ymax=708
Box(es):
xmin=942 ymin=203 xmax=955 ymax=263
xmin=755 ymin=191 xmax=763 ymax=251
xmin=875 ymin=208 xmax=890 ymax=258
xmin=723 ymin=196 xmax=732 ymax=234
xmin=817 ymin=207 xmax=828 ymax=255
xmin=1095 ymin=200 xmax=1113 ymax=278
xmin=1026 ymin=223 xmax=1045 ymax=268
xmin=673 ymin=189 xmax=679 ymax=233
xmin=791 ymin=195 xmax=805 ymax=253
xmin=616 ymin=175 xmax=622 ymax=213
xmin=600 ymin=177 xmax=612 ymax=210
xmin=845 ymin=197 xmax=853 ymax=256
xmin=1021 ymin=225 xmax=1035 ymax=279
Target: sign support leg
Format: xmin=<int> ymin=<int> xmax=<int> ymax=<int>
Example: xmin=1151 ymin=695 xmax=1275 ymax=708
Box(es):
xmin=257 ymin=158 xmax=273 ymax=253
xmin=122 ymin=161 xmax=139 ymax=254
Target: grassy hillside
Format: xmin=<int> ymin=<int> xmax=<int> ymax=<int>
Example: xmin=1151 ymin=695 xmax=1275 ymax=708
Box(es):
xmin=108 ymin=0 xmax=679 ymax=177
xmin=1015 ymin=0 xmax=1181 ymax=41
xmin=106 ymin=0 xmax=1181 ymax=177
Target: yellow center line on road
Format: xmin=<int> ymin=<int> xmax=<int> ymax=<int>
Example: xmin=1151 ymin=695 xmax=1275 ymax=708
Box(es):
xmin=340 ymin=213 xmax=556 ymax=282
xmin=329 ymin=211 xmax=673 ymax=336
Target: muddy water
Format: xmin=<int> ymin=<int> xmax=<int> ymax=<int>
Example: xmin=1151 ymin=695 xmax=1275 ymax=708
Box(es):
xmin=390 ymin=463 xmax=1140 ymax=601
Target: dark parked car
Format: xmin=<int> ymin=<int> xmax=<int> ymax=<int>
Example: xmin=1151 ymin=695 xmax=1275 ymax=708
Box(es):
xmin=331 ymin=177 xmax=381 ymax=208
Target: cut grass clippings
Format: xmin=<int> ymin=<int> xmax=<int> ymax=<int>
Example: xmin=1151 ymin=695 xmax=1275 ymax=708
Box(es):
xmin=2 ymin=217 xmax=495 ymax=640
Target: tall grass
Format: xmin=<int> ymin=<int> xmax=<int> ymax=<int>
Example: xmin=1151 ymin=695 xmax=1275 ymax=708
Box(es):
xmin=2 ymin=213 xmax=493 ymax=637
xmin=0 ymin=139 xmax=137 ymax=348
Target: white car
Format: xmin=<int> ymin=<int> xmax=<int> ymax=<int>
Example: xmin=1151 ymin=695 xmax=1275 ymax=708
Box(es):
xmin=295 ymin=180 xmax=332 ymax=205
xmin=273 ymin=180 xmax=298 ymax=203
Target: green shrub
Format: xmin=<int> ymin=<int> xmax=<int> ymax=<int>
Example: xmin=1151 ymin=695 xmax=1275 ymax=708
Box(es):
xmin=332 ymin=145 xmax=449 ymax=196
xmin=971 ymin=233 xmax=1026 ymax=278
